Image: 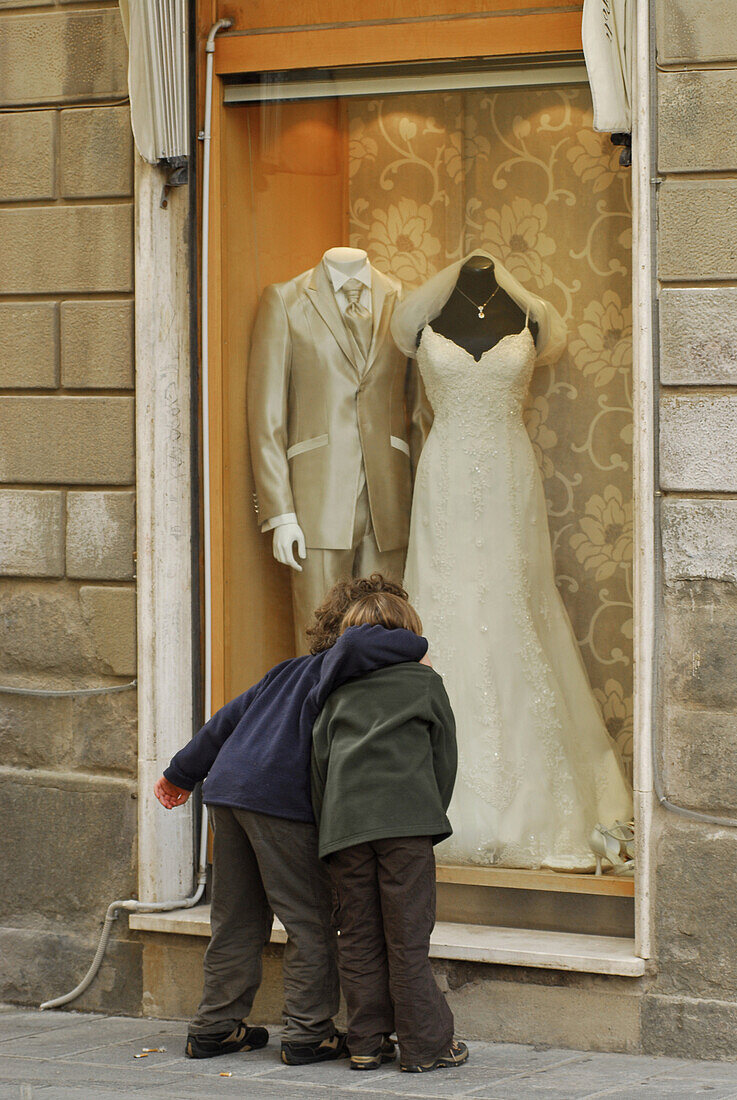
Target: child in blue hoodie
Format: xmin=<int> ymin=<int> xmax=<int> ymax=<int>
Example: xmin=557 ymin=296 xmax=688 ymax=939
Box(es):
xmin=154 ymin=575 xmax=427 ymax=1067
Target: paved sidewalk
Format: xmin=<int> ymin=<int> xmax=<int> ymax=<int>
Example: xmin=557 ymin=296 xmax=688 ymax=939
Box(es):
xmin=2 ymin=1007 xmax=737 ymax=1099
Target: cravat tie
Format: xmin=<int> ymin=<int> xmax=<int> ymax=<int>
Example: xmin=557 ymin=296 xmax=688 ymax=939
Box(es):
xmin=343 ymin=278 xmax=372 ymax=364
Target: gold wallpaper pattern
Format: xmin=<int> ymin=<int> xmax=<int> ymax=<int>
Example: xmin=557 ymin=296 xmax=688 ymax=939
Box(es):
xmin=347 ymin=85 xmax=634 ymax=773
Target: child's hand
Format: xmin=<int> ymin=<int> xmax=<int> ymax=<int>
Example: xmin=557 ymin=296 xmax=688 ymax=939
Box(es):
xmin=420 ymin=652 xmax=433 ymax=668
xmin=154 ymin=776 xmax=191 ymax=809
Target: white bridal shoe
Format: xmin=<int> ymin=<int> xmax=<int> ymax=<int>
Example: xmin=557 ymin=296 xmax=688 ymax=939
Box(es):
xmin=590 ymin=821 xmax=635 ymax=876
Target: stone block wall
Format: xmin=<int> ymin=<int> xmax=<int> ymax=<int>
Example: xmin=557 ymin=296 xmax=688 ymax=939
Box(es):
xmin=0 ymin=2 xmax=141 ymax=1012
xmin=3 ymin=0 xmax=737 ymax=1049
xmin=648 ymin=0 xmax=737 ymax=1058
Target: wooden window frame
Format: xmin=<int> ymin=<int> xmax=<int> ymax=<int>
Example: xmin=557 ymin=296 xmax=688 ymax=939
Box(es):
xmin=195 ymin=0 xmax=655 ymax=960
xmin=213 ymin=9 xmax=584 ymax=77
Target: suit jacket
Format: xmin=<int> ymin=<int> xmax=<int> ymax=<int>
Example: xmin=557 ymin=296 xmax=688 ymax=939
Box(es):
xmin=248 ymin=261 xmax=431 ymax=552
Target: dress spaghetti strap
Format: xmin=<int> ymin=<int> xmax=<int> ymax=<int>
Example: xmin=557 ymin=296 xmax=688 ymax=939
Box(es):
xmin=524 ymin=304 xmax=531 ymax=329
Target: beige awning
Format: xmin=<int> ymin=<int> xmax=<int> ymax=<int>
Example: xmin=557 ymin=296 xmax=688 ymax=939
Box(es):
xmin=119 ymin=0 xmax=188 ymax=165
xmin=582 ymin=0 xmax=633 ymax=133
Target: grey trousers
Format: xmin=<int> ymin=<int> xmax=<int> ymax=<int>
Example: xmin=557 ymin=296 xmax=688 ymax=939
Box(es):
xmin=189 ymin=806 xmax=340 ymax=1042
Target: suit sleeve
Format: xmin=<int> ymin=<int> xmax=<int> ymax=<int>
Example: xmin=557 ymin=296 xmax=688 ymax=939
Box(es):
xmin=427 ymin=677 xmax=458 ymax=812
xmin=247 ymin=284 xmax=295 ymax=526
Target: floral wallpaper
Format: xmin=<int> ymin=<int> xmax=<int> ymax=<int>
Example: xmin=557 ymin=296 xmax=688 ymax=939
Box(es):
xmin=347 ymin=86 xmax=634 ymax=774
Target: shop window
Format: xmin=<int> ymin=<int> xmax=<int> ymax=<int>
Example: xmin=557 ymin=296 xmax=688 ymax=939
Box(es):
xmin=208 ymin=63 xmax=635 ymax=938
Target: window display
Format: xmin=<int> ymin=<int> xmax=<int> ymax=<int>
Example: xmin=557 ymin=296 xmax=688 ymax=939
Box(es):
xmin=223 ymin=75 xmax=634 ymax=882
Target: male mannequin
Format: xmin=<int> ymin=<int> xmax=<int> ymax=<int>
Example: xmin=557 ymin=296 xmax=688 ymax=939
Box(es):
xmin=248 ymin=248 xmax=430 ymax=653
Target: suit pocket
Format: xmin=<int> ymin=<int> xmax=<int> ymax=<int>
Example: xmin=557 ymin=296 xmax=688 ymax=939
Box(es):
xmin=390 ymin=435 xmax=410 ymax=457
xmin=286 ymin=434 xmax=329 ymax=460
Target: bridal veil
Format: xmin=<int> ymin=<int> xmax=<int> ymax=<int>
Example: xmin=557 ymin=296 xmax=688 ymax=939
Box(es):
xmin=391 ymin=250 xmax=567 ymax=367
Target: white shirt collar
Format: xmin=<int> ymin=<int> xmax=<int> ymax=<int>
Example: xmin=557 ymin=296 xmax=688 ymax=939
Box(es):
xmin=324 ymin=256 xmax=372 ymax=293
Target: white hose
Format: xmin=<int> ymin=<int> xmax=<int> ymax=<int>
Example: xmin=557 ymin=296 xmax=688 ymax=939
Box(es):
xmin=40 ymin=17 xmax=232 ymax=1012
xmin=201 ymin=17 xmax=232 ymax=724
xmin=40 ymin=889 xmax=205 ymax=1011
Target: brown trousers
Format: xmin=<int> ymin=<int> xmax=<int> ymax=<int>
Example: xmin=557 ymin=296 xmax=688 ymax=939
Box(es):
xmin=327 ymin=836 xmax=454 ymax=1065
xmin=189 ymin=807 xmax=340 ymax=1043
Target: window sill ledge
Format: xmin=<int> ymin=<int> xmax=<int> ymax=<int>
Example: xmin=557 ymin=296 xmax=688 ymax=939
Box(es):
xmin=128 ymin=905 xmax=645 ymax=978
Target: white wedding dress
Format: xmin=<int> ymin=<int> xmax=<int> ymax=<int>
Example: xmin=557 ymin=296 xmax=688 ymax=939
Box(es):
xmin=403 ymin=317 xmax=633 ymax=870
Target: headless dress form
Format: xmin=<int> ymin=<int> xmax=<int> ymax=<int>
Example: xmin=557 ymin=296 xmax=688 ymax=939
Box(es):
xmin=403 ymin=267 xmax=632 ymax=870
xmin=427 ymin=255 xmax=539 ymax=360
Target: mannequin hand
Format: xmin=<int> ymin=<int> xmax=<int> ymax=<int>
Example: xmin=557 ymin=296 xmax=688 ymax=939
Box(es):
xmin=154 ymin=776 xmax=191 ymax=809
xmin=273 ymin=522 xmax=307 ymax=572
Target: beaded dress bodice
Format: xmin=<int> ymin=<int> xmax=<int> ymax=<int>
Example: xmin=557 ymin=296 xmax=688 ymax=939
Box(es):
xmin=417 ymin=325 xmax=536 ymax=437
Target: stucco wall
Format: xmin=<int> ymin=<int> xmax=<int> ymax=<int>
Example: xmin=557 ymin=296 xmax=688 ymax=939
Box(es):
xmin=0 ymin=1 xmax=141 ymax=1011
xmin=647 ymin=0 xmax=737 ymax=1059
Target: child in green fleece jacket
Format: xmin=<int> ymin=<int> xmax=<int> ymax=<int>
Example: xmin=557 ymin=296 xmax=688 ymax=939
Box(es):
xmin=311 ymin=589 xmax=468 ymax=1075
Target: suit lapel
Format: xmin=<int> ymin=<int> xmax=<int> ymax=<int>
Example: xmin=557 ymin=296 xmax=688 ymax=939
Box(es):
xmin=364 ymin=270 xmax=395 ymax=375
xmin=305 ymin=262 xmax=360 ymax=374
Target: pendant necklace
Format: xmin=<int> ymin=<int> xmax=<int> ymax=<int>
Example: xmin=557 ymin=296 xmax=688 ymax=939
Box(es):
xmin=455 ymin=283 xmax=500 ymax=320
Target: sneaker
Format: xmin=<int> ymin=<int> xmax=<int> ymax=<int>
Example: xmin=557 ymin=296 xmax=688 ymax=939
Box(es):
xmin=401 ymin=1038 xmax=469 ymax=1073
xmin=281 ymin=1031 xmax=349 ymax=1066
xmin=350 ymin=1035 xmax=397 ymax=1071
xmin=186 ymin=1022 xmax=269 ymax=1059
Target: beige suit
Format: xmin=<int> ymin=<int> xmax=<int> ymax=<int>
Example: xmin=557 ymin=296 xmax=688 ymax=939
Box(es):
xmin=248 ymin=260 xmax=430 ymax=650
